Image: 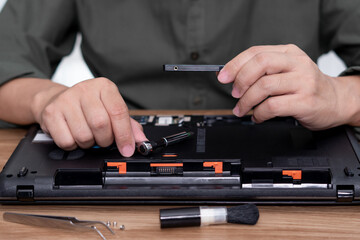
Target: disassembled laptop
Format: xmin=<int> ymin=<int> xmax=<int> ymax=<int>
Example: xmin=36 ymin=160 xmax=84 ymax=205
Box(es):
xmin=1 ymin=114 xmax=360 ymax=204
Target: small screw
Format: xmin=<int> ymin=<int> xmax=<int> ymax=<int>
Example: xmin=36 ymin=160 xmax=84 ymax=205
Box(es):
xmin=119 ymin=225 xmax=125 ymax=230
xmin=113 ymin=221 xmax=117 ymax=228
xmin=106 ymin=221 xmax=111 ymax=227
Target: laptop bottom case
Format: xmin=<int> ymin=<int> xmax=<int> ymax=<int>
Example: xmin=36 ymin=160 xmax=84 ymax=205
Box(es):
xmin=1 ymin=115 xmax=360 ymax=204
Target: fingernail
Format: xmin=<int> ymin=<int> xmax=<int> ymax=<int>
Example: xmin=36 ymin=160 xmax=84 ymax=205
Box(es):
xmin=120 ymin=144 xmax=134 ymax=157
xmin=218 ymin=69 xmax=229 ymax=83
xmin=233 ymin=107 xmax=240 ymax=117
xmin=231 ymin=85 xmax=241 ymax=98
xmin=251 ymin=116 xmax=256 ymax=123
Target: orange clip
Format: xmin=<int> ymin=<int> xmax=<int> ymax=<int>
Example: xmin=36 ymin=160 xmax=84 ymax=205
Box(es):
xmin=107 ymin=162 xmax=127 ymax=174
xmin=282 ymin=170 xmax=302 ymax=180
xmin=203 ymin=162 xmax=223 ymax=174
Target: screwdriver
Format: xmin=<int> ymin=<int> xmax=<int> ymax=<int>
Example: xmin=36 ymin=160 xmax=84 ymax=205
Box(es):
xmin=136 ymin=131 xmax=194 ymax=156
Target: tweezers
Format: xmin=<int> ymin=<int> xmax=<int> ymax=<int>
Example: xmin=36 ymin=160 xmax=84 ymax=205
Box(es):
xmin=3 ymin=212 xmax=115 ymax=240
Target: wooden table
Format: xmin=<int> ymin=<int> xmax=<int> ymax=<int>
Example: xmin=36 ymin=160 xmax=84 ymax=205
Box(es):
xmin=1 ymin=110 xmax=360 ymax=240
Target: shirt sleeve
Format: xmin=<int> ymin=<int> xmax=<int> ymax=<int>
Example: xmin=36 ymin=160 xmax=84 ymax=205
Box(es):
xmin=0 ymin=0 xmax=78 ymax=86
xmin=320 ymin=0 xmax=360 ymax=76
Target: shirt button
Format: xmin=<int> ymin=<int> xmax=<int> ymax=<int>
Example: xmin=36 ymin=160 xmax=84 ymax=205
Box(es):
xmin=190 ymin=52 xmax=199 ymax=61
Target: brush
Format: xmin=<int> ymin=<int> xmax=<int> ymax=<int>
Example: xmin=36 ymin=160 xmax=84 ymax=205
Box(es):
xmin=160 ymin=204 xmax=259 ymax=228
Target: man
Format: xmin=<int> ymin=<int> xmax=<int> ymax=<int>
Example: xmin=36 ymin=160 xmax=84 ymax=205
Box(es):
xmin=0 ymin=0 xmax=359 ymax=157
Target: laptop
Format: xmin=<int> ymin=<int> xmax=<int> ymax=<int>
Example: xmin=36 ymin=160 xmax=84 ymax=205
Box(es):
xmin=1 ymin=115 xmax=360 ymax=204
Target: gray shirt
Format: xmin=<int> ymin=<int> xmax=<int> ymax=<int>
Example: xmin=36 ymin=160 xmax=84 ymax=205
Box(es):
xmin=0 ymin=0 xmax=360 ymax=127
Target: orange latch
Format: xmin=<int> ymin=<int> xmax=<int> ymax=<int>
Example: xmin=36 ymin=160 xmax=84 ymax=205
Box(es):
xmin=282 ymin=170 xmax=302 ymax=180
xmin=107 ymin=162 xmax=127 ymax=174
xmin=203 ymin=162 xmax=223 ymax=174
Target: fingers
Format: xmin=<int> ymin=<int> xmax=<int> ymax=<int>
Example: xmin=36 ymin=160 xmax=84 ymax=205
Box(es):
xmin=63 ymin=102 xmax=95 ymax=149
xmin=233 ymin=72 xmax=300 ymax=116
xmin=81 ymin=92 xmax=114 ymax=147
xmin=42 ymin=110 xmax=77 ymax=151
xmin=38 ymin=78 xmax=148 ymax=157
xmin=101 ymin=81 xmax=135 ymax=157
xmin=42 ymin=94 xmax=96 ymax=150
xmin=217 ymin=44 xmax=316 ymax=125
xmin=218 ymin=44 xmax=304 ymax=84
xmin=251 ymin=94 xmax=305 ymax=123
xmin=231 ymin=52 xmax=296 ymax=98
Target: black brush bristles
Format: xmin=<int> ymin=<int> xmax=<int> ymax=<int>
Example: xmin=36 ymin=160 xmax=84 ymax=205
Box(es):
xmin=227 ymin=204 xmax=259 ymax=225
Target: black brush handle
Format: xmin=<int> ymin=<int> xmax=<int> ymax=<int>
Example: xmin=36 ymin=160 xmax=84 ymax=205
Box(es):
xmin=160 ymin=207 xmax=201 ymax=228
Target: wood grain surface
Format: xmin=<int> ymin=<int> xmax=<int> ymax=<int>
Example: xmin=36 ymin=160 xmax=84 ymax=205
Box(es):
xmin=1 ymin=110 xmax=360 ymax=240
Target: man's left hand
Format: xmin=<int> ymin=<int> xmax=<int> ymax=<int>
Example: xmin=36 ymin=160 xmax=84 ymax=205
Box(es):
xmin=218 ymin=44 xmax=359 ymax=130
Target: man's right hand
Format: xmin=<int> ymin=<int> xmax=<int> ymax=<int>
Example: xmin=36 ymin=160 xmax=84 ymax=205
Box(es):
xmin=31 ymin=77 xmax=147 ymax=157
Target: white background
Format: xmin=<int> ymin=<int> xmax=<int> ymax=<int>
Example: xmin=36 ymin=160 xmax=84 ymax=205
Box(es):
xmin=0 ymin=0 xmax=347 ymax=87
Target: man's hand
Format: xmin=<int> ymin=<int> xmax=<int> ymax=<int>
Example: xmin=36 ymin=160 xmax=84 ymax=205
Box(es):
xmin=32 ymin=77 xmax=147 ymax=156
xmin=218 ymin=44 xmax=360 ymax=130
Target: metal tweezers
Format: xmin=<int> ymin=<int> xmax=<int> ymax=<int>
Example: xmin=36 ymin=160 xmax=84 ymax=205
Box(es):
xmin=3 ymin=212 xmax=115 ymax=240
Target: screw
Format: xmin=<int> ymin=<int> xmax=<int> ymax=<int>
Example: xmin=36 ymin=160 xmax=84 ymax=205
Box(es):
xmin=119 ymin=225 xmax=125 ymax=230
xmin=113 ymin=221 xmax=117 ymax=228
xmin=106 ymin=221 xmax=111 ymax=227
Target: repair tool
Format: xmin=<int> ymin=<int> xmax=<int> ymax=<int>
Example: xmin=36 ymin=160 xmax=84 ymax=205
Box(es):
xmin=136 ymin=131 xmax=194 ymax=156
xmin=3 ymin=212 xmax=115 ymax=240
xmin=163 ymin=64 xmax=224 ymax=72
